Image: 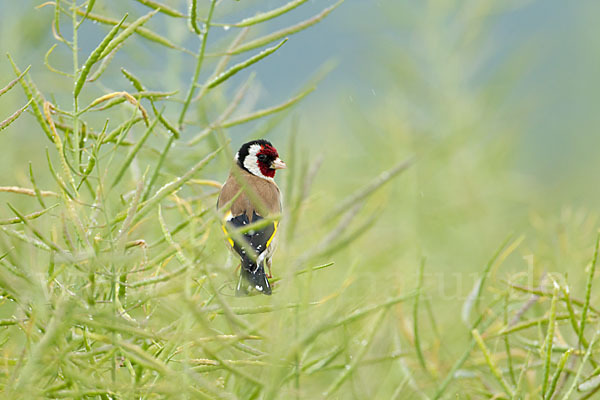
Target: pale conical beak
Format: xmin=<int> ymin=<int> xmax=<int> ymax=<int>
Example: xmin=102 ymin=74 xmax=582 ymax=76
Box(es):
xmin=270 ymin=158 xmax=287 ymax=169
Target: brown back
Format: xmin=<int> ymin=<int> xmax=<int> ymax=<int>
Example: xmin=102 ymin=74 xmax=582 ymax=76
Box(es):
xmin=217 ymin=165 xmax=281 ymax=221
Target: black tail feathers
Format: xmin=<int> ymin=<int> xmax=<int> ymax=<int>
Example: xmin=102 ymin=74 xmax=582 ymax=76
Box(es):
xmin=236 ymin=257 xmax=272 ymax=296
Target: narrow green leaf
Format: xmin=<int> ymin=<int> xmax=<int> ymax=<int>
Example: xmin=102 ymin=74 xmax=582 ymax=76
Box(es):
xmin=542 ymin=285 xmax=559 ymax=397
xmin=120 ymin=68 xmax=144 ymax=91
xmin=323 ymin=310 xmax=386 ymax=397
xmin=75 ymin=315 xmax=160 ymax=340
xmin=99 ymin=10 xmax=159 ymax=59
xmin=43 ymin=101 xmax=76 ymax=191
xmin=0 ymin=204 xmax=58 ymax=225
xmin=560 ymin=286 xmax=597 ymax=372
xmin=191 ymin=26 xmax=250 ymax=102
xmin=121 ymin=68 xmax=180 ymax=137
xmin=131 ymin=144 xmax=225 ymax=225
xmin=1 ymin=226 xmax=50 ymax=251
xmin=562 ymin=328 xmax=600 ymax=399
xmin=178 ymin=0 xmax=217 ymax=125
xmin=111 ymin=114 xmax=159 ymax=188
xmin=0 ymin=318 xmax=24 ymax=326
xmin=545 ymin=349 xmax=571 ymax=399
xmin=580 ymin=232 xmax=600 ymax=346
xmin=45 ymin=148 xmax=75 ymax=199
xmin=118 ymin=339 xmax=171 ymax=375
xmin=80 ymin=0 xmax=96 ymax=25
xmin=153 ymin=106 xmax=179 ymax=138
xmin=327 ymin=157 xmax=413 ymax=222
xmin=433 ymin=302 xmax=503 ymax=400
xmin=13 ymin=299 xmax=75 ymax=391
xmin=116 ymin=177 xmax=145 ymax=245
xmin=293 ymin=262 xmax=335 ymax=277
xmin=462 ymin=235 xmax=513 ymax=325
xmin=6 ymin=54 xmax=53 ymax=142
xmin=134 ymin=0 xmax=185 ymax=18
xmin=141 ymin=136 xmax=173 ymax=202
xmin=229 ymin=0 xmax=345 ymax=55
xmin=207 ymin=302 xmax=316 ymax=316
xmin=44 ymin=44 xmax=73 ymax=77
xmin=219 ymin=86 xmax=314 ymax=129
xmin=86 ymin=42 xmax=123 ymax=83
xmin=0 ymin=65 xmax=31 ymax=98
xmin=158 ymin=205 xmax=192 ymax=268
xmin=74 ymin=14 xmax=128 ymax=98
xmin=206 ymin=39 xmax=287 ymax=89
xmin=51 ymin=0 xmax=68 ymax=45
xmin=0 ymin=186 xmax=57 ymax=198
xmin=472 ymin=329 xmax=515 ymax=398
xmin=509 ymin=283 xmax=600 ymax=315
xmin=503 ymin=293 xmax=517 ymax=385
xmin=284 ymin=122 xmax=297 ymax=238
xmin=327 ymin=293 xmax=416 ymax=334
xmin=187 ymin=73 xmax=254 ymax=145
xmin=513 ymin=351 xmax=531 ymax=399
xmin=0 ymin=100 xmax=32 ymax=132
xmin=578 ymin=373 xmax=600 ymax=393
xmin=189 ymin=0 xmax=201 ymax=34
xmin=234 ymin=0 xmax=309 ymax=27
xmin=261 ymin=258 xmax=331 ymax=283
xmin=72 ymin=7 xmax=183 ymax=51
xmin=103 ymin=117 xmax=143 ymax=144
xmin=127 ymin=265 xmax=188 ymax=288
xmin=6 ymin=203 xmax=61 ymax=252
xmin=499 ymin=314 xmax=571 ymax=336
xmin=28 ymin=162 xmax=46 ymax=208
xmin=414 ymin=257 xmax=427 ymax=371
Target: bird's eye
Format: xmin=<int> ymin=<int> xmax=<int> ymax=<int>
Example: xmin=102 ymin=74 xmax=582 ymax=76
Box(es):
xmin=257 ymin=154 xmax=268 ymax=162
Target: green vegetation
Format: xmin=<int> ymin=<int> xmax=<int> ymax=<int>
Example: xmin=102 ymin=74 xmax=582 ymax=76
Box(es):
xmin=0 ymin=1 xmax=598 ymax=399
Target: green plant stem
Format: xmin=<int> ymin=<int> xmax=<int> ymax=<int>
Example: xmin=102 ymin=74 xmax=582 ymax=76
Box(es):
xmin=72 ymin=0 xmax=80 ymax=170
xmin=178 ymin=0 xmax=217 ymax=127
xmin=580 ymin=232 xmax=600 ymax=347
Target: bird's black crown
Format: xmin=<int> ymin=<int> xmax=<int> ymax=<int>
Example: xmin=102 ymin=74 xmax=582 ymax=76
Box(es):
xmin=236 ymin=139 xmax=274 ymax=169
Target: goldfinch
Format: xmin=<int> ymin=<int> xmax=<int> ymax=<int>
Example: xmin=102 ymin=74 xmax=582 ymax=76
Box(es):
xmin=217 ymin=139 xmax=286 ymax=296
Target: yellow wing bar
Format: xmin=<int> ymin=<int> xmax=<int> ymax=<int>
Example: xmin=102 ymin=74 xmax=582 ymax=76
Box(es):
xmin=221 ymin=212 xmax=278 ymax=253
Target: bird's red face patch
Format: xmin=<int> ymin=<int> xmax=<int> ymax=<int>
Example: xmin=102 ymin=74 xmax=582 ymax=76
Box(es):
xmin=256 ymin=144 xmax=279 ymax=178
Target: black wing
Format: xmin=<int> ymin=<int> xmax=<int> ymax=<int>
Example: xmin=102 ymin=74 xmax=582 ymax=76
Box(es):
xmin=226 ymin=211 xmax=275 ymax=259
xmin=225 ymin=212 xmax=276 ymax=295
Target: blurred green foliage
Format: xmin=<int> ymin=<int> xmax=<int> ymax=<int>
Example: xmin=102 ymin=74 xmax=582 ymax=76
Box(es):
xmin=0 ymin=0 xmax=599 ymax=399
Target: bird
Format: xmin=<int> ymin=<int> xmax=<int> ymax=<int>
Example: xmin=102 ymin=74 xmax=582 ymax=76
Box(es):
xmin=217 ymin=139 xmax=286 ymax=296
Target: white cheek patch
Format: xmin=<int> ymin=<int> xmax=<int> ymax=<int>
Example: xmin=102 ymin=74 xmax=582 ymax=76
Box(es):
xmin=242 ymin=144 xmax=273 ymax=181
